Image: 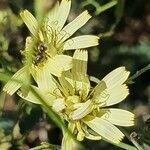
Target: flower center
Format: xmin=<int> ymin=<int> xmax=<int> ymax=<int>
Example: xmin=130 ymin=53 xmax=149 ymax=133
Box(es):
xmin=63 ymin=95 xmax=95 ymax=121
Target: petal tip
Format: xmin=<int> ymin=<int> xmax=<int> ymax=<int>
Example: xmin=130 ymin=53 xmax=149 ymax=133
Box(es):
xmin=84 ymin=10 xmax=92 ymax=18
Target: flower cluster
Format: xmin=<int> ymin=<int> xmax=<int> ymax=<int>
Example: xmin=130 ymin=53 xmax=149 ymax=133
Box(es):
xmin=3 ymin=0 xmax=99 ymax=95
xmin=3 ymin=0 xmax=134 ymax=149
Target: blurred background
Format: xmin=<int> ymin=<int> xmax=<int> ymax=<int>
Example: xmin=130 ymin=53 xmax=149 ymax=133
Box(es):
xmin=0 ymin=0 xmax=150 ymax=149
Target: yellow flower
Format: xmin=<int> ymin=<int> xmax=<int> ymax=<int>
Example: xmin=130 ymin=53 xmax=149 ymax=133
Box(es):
xmin=19 ymin=50 xmax=134 ymax=146
xmin=20 ymin=0 xmax=99 ymax=75
xmin=20 ymin=0 xmax=99 ymax=50
xmin=3 ymin=0 xmax=99 ymax=95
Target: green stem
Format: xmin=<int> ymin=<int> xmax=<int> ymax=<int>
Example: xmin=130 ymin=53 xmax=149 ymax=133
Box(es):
xmin=116 ymin=142 xmax=137 ymax=150
xmin=103 ymin=139 xmax=137 ymax=150
xmin=96 ymin=0 xmax=117 ymax=15
xmin=131 ymin=140 xmax=144 ymax=150
xmin=127 ymin=64 xmax=150 ymax=84
xmin=81 ymin=0 xmax=117 ymax=15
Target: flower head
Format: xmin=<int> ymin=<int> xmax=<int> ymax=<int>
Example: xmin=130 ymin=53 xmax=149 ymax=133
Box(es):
xmin=20 ymin=0 xmax=99 ymax=73
xmin=20 ymin=49 xmax=134 ymax=145
xmin=3 ymin=0 xmax=99 ymax=95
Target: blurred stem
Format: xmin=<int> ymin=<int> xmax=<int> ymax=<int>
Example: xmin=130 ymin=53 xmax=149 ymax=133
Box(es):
xmin=81 ymin=0 xmax=117 ymax=15
xmin=130 ymin=139 xmax=144 ymax=150
xmin=95 ymin=0 xmax=117 ymax=15
xmin=121 ymin=126 xmax=146 ymax=150
xmin=30 ymin=142 xmax=60 ymax=150
xmin=82 ymin=0 xmax=123 ymax=38
xmin=127 ymin=64 xmax=150 ymax=84
xmin=102 ymin=0 xmax=125 ymax=37
xmin=103 ymin=139 xmax=137 ymax=150
xmin=116 ymin=142 xmax=137 ymax=150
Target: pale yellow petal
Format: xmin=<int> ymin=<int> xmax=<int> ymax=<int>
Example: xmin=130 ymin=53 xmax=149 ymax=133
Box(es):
xmin=85 ymin=134 xmax=101 ymax=141
xmin=69 ymin=50 xmax=89 ymax=98
xmin=31 ymin=57 xmax=70 ymax=82
xmin=97 ymin=84 xmax=129 ymax=106
xmin=92 ymin=81 xmax=107 ymax=99
xmin=45 ymin=2 xmax=59 ymax=27
xmin=52 ymin=98 xmax=66 ymax=112
xmin=83 ymin=127 xmax=102 ymax=140
xmin=45 ymin=58 xmax=63 ymax=77
xmin=57 ymin=0 xmax=71 ymax=30
xmin=43 ymin=55 xmax=72 ymax=77
xmin=89 ymin=76 xmax=100 ymax=84
xmin=3 ymin=67 xmax=28 ymax=95
xmin=83 ymin=116 xmax=124 ymax=144
xmin=50 ymin=77 xmax=66 ymax=98
xmin=99 ymin=108 xmax=134 ymax=126
xmin=75 ymin=78 xmax=90 ymax=100
xmin=59 ymin=10 xmax=91 ymax=42
xmin=31 ymin=66 xmax=57 ymax=92
xmin=70 ymin=100 xmax=93 ymax=120
xmin=102 ymin=67 xmax=130 ymax=89
xmin=18 ymin=85 xmax=56 ymax=105
xmin=54 ymin=55 xmax=72 ymax=71
xmin=18 ymin=86 xmax=41 ymax=104
xmin=58 ymin=74 xmax=74 ymax=96
xmin=31 ymin=65 xmax=63 ymax=102
xmin=71 ymin=50 xmax=90 ymax=99
xmin=73 ymin=49 xmax=88 ymax=61
xmin=72 ymin=49 xmax=88 ymax=75
xmin=63 ymin=35 xmax=99 ymax=50
xmin=63 ymin=72 xmax=75 ymax=90
xmin=45 ymin=0 xmax=71 ymax=31
xmin=20 ymin=10 xmax=38 ymax=37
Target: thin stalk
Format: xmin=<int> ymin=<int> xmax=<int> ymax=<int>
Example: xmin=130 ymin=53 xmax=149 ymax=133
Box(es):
xmin=127 ymin=64 xmax=150 ymax=84
xmin=96 ymin=0 xmax=117 ymax=15
xmin=103 ymin=138 xmax=137 ymax=150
